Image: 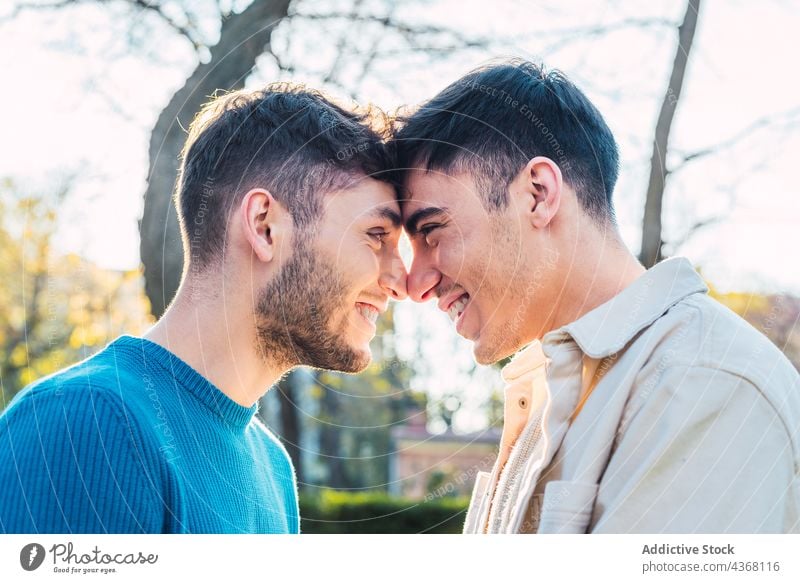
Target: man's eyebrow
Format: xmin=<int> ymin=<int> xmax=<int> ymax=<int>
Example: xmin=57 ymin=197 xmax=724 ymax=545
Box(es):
xmin=404 ymin=206 xmax=448 ymax=235
xmin=367 ymin=206 xmax=403 ymax=228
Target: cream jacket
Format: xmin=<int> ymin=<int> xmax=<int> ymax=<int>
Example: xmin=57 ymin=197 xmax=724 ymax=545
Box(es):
xmin=464 ymin=257 xmax=800 ymax=534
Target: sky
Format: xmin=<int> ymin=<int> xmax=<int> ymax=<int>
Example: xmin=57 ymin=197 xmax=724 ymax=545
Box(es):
xmin=1 ymin=0 xmax=799 ymax=431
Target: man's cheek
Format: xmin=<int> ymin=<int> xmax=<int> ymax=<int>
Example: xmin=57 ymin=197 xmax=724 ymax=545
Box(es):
xmin=439 ymin=240 xmax=464 ymax=272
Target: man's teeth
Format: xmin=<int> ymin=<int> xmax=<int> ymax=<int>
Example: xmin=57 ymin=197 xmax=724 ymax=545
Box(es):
xmin=356 ymin=304 xmax=379 ymax=325
xmin=448 ymin=294 xmax=470 ymax=322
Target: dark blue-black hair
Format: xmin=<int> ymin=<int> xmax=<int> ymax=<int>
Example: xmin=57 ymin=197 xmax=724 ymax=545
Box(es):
xmin=392 ymin=58 xmax=620 ymax=223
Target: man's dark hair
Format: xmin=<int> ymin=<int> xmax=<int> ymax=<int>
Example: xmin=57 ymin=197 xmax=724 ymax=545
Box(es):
xmin=176 ymin=82 xmax=394 ymax=267
xmin=392 ymin=58 xmax=620 ymax=223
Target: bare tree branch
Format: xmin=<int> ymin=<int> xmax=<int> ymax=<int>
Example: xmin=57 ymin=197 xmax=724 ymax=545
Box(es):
xmin=321 ymin=0 xmax=365 ymax=85
xmin=126 ymin=0 xmax=203 ymax=49
xmin=4 ymin=0 xmax=203 ymax=49
xmin=540 ymin=17 xmax=676 ymax=54
xmin=292 ymin=10 xmax=676 ymax=52
xmin=669 ymin=106 xmax=800 ymax=174
xmin=666 ymin=215 xmax=723 ymax=252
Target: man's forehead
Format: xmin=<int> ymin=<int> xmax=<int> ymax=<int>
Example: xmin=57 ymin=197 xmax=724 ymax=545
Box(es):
xmin=400 ymin=170 xmax=441 ymax=214
xmin=340 ymin=177 xmax=396 ymax=204
xmin=400 ymin=169 xmax=470 ymax=217
xmin=325 ymin=178 xmax=402 ymax=225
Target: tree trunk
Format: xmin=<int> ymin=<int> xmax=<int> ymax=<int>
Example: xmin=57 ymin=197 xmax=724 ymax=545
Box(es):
xmin=319 ymin=384 xmax=347 ymax=488
xmin=276 ymin=370 xmax=305 ymax=486
xmin=639 ymin=0 xmax=701 ymax=268
xmin=139 ymin=0 xmax=292 ymax=316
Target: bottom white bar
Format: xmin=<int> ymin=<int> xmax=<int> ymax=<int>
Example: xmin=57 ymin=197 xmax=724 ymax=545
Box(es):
xmin=1 ymin=534 xmax=798 ymax=582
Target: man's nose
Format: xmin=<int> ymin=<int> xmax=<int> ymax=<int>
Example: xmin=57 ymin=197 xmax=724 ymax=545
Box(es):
xmin=407 ymin=256 xmax=441 ymax=303
xmin=379 ymin=253 xmax=408 ymax=301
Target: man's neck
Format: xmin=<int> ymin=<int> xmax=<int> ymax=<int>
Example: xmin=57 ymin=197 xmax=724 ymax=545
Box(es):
xmin=549 ymin=235 xmax=646 ymax=334
xmin=143 ymin=289 xmax=285 ymax=408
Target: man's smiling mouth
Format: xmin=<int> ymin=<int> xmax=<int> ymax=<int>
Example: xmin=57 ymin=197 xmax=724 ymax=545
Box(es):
xmin=355 ymin=302 xmax=380 ymax=325
xmin=447 ymin=292 xmax=470 ymax=323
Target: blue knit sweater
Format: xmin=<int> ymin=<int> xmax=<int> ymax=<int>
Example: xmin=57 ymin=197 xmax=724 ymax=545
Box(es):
xmin=0 ymin=335 xmax=299 ymax=533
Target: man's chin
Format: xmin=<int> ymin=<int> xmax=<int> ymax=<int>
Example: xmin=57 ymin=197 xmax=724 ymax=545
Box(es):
xmin=306 ymin=343 xmax=371 ymax=374
xmin=472 ymin=338 xmax=519 ymax=366
xmin=332 ymin=349 xmax=371 ymax=374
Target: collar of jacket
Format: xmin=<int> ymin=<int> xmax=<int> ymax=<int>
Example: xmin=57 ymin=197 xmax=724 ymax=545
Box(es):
xmin=542 ymin=257 xmax=708 ymax=359
xmin=501 ymin=338 xmax=547 ymax=382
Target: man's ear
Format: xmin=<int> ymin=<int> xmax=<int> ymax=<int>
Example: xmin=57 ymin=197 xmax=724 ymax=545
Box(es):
xmin=239 ymin=188 xmax=289 ymax=263
xmin=521 ymin=156 xmax=563 ymax=229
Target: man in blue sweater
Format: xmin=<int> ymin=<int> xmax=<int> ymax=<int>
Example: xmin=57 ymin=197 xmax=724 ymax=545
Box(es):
xmin=0 ymin=84 xmax=408 ymax=533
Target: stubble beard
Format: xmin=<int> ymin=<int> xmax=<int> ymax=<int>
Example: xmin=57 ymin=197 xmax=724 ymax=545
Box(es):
xmin=472 ymin=216 xmax=529 ymax=364
xmin=254 ymin=235 xmax=371 ymax=374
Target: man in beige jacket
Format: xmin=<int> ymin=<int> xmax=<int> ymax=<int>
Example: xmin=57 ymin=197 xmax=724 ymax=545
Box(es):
xmin=391 ymin=58 xmax=800 ymax=533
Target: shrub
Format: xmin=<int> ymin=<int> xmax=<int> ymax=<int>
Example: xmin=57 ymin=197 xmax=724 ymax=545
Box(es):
xmin=299 ymin=489 xmax=469 ymax=534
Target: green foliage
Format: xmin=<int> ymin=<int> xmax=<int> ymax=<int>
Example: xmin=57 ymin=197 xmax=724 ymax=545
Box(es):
xmin=425 ymin=470 xmax=449 ymax=495
xmin=299 ymin=489 xmax=469 ymax=534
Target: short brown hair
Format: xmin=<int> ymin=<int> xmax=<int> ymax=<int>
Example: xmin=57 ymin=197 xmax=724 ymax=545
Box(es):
xmin=176 ymin=82 xmax=394 ymax=267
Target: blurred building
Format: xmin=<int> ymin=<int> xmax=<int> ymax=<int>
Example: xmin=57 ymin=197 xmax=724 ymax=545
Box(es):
xmin=388 ymin=406 xmax=500 ymax=499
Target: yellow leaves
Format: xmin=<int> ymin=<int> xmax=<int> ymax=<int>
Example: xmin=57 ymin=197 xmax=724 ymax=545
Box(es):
xmin=35 ymin=352 xmax=65 ymax=376
xmin=68 ymin=328 xmax=84 ymax=350
xmin=704 ymin=271 xmax=771 ymax=319
xmin=18 ymin=368 xmax=36 ymax=387
xmin=66 ymin=253 xmax=81 ymax=269
xmin=9 ymin=343 xmax=29 ymax=368
xmin=0 ymin=189 xmax=154 ymax=403
xmin=712 ymin=289 xmax=770 ymax=318
xmin=728 ymin=294 xmax=769 ymax=317
xmin=68 ymin=322 xmax=109 ymax=350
